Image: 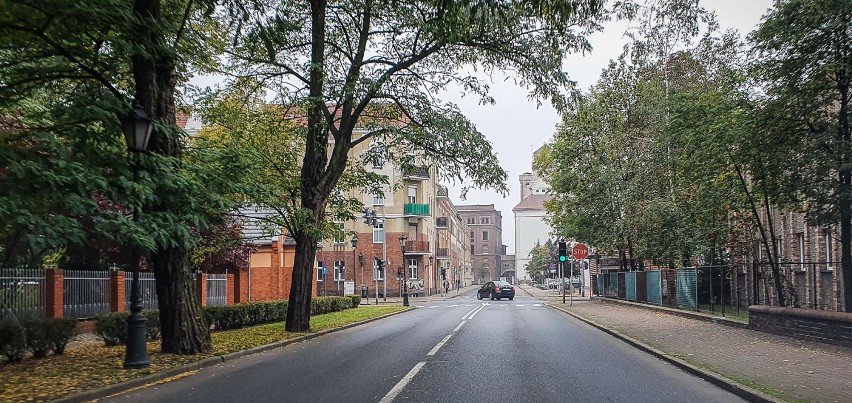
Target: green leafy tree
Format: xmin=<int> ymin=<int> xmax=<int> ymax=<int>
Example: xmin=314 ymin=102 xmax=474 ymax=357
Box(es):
xmin=750 ymin=0 xmax=852 ymax=310
xmin=525 ymin=241 xmax=556 ymax=283
xmin=0 ymin=0 xmax=225 ymax=354
xmin=222 ymin=0 xmax=609 ymax=331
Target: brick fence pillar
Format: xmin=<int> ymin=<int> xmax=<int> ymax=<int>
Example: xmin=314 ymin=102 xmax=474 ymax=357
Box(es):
xmin=45 ymin=269 xmax=64 ymax=319
xmin=196 ymin=273 xmax=207 ymax=307
xmin=226 ymin=273 xmax=235 ymax=305
xmin=110 ymin=270 xmax=125 ymax=313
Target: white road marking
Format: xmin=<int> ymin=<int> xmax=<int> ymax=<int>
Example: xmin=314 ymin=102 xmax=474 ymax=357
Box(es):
xmin=467 ymin=303 xmax=487 ymax=320
xmin=427 ymin=334 xmax=453 ymax=356
xmin=460 ymin=305 xmax=479 ymax=320
xmin=533 ymin=304 xmax=542 ymax=307
xmin=415 ymin=305 xmax=426 ymax=308
xmin=453 ymin=320 xmax=466 ymax=332
xmin=426 ymin=306 xmax=439 ymax=309
xmin=516 ymin=304 xmax=525 ymax=307
xmin=446 ymin=304 xmax=459 ymax=308
xmin=379 ymin=361 xmax=426 ymax=403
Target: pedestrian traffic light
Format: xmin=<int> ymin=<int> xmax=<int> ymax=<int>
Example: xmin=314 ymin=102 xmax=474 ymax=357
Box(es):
xmin=558 ymin=240 xmax=567 ymax=262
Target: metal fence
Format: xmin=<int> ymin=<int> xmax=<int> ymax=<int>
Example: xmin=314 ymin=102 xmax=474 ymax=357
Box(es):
xmin=594 ymin=262 xmax=845 ymax=316
xmin=206 ymin=273 xmax=227 ymax=307
xmin=0 ymin=268 xmax=46 ymax=320
xmin=64 ymin=270 xmax=111 ymax=319
xmin=124 ymin=271 xmax=158 ymax=310
xmin=752 ymin=261 xmax=840 ymax=311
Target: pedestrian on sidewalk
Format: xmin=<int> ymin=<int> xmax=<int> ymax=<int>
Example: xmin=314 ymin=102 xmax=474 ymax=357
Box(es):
xmin=443 ymin=279 xmax=450 ymax=295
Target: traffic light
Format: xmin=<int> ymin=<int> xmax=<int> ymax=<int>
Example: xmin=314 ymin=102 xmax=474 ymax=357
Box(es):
xmin=558 ymin=240 xmax=567 ymax=262
xmin=440 ymin=268 xmax=446 ymax=278
xmin=375 ymin=257 xmax=385 ymax=273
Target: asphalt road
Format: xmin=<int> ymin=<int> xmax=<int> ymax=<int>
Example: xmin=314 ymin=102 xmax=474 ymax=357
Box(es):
xmin=106 ymin=290 xmax=744 ymax=403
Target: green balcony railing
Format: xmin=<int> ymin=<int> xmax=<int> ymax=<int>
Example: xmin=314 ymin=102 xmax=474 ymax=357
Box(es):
xmin=404 ymin=203 xmax=430 ymax=216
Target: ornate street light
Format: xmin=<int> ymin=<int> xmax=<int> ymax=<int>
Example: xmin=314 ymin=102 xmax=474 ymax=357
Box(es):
xmin=399 ymin=234 xmax=408 ymax=306
xmin=121 ymin=103 xmax=152 ymax=369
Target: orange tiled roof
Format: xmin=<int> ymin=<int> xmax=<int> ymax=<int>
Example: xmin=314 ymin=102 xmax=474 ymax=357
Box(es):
xmin=513 ymin=194 xmax=551 ymax=212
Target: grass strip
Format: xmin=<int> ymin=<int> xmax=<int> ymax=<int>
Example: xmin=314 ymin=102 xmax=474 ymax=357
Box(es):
xmin=0 ymin=305 xmax=407 ymax=402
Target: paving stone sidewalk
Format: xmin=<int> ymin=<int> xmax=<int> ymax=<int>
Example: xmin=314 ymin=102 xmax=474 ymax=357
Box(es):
xmin=518 ymin=284 xmax=852 ymax=403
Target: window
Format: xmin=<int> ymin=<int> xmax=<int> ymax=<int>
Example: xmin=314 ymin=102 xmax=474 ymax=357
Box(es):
xmin=317 ymin=260 xmax=324 ymax=281
xmin=373 ymin=194 xmax=384 ymax=206
xmin=408 ymin=186 xmax=417 ymax=204
xmin=798 ymin=233 xmax=805 ymax=270
xmin=373 ymin=221 xmax=385 ymax=243
xmin=332 ymin=223 xmax=344 ymax=244
xmin=408 ymin=259 xmax=418 ymax=279
xmin=467 ymin=217 xmax=475 ymax=224
xmin=774 ymin=237 xmax=782 ymax=259
xmin=825 ymin=231 xmax=833 ymax=267
xmin=470 ymin=230 xmax=474 ymax=240
xmin=470 ymin=244 xmax=475 ymax=254
xmin=374 ymin=258 xmax=385 ymax=280
xmin=371 ymin=141 xmax=385 ymax=168
xmin=482 ymin=231 xmax=489 ymax=241
xmin=481 ymin=217 xmax=490 ymax=224
xmin=334 ymin=260 xmax=345 ymax=281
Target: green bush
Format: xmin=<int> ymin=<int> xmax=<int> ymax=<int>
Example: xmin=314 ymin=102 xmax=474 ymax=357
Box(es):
xmin=47 ymin=318 xmax=78 ymax=355
xmin=94 ymin=312 xmax=128 ymax=346
xmin=203 ymin=301 xmax=288 ymax=330
xmin=22 ymin=319 xmax=51 ymax=358
xmin=311 ymin=296 xmax=356 ymax=315
xmin=348 ymin=295 xmax=361 ymax=308
xmin=0 ymin=320 xmax=26 ymax=363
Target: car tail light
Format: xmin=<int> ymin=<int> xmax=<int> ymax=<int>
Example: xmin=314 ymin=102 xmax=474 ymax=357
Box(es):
xmin=494 ymin=287 xmax=500 ymax=293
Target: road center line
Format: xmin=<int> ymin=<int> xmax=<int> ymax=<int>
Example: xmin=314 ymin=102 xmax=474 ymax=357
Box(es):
xmin=453 ymin=320 xmax=466 ymax=332
xmin=461 ymin=306 xmax=479 ymax=320
xmin=468 ymin=304 xmax=487 ymax=320
xmin=427 ymin=334 xmax=453 ymax=356
xmin=379 ymin=361 xmax=426 ymax=403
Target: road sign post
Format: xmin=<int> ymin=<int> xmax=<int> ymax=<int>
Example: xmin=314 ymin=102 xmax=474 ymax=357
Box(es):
xmin=569 ymin=244 xmax=588 ymax=306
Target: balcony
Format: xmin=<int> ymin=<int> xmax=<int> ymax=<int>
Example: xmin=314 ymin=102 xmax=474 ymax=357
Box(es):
xmin=436 ymin=217 xmax=448 ymax=228
xmin=436 ymin=248 xmax=449 ymax=260
xmin=436 ymin=184 xmax=448 ymax=198
xmin=403 ymin=240 xmax=431 ymax=255
xmin=402 ymin=164 xmax=430 ymax=181
xmin=404 ymin=203 xmax=430 ymax=216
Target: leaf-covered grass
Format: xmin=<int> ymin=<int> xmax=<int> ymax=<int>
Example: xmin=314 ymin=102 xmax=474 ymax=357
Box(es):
xmin=0 ymin=306 xmax=408 ymax=402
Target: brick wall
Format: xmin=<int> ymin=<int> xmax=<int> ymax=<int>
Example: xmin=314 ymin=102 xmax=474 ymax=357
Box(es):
xmin=748 ymin=305 xmax=852 ymax=348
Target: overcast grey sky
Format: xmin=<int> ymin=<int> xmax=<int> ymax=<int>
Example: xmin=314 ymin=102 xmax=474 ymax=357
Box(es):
xmin=444 ymin=0 xmax=775 ymax=254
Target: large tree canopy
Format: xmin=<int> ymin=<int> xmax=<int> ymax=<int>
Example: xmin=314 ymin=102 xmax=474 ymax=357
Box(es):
xmin=218 ymin=0 xmax=609 ymax=331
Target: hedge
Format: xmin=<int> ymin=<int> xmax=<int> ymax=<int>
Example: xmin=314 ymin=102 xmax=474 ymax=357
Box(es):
xmin=95 ymin=295 xmax=362 ymax=345
xmin=0 ymin=318 xmax=78 ymax=362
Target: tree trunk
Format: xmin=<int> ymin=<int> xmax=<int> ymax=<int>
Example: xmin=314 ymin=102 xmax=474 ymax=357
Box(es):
xmin=153 ymin=247 xmax=211 ymax=354
xmin=285 ymin=0 xmax=328 ymax=333
xmin=838 ymin=74 xmax=851 ymax=312
xmin=286 ymin=235 xmax=318 ymax=331
xmin=131 ymin=0 xmax=210 ymax=353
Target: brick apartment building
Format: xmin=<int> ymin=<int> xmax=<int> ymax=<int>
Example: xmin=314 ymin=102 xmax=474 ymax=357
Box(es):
xmin=456 ymin=204 xmax=503 ymax=284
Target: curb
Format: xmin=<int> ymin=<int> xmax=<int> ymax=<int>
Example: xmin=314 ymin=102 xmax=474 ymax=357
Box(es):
xmin=545 ymin=303 xmax=782 ymax=403
xmin=54 ymin=308 xmax=413 ymax=403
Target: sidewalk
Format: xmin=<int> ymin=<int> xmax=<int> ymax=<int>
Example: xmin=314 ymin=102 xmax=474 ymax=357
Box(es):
xmin=517 ymin=284 xmax=852 ymax=402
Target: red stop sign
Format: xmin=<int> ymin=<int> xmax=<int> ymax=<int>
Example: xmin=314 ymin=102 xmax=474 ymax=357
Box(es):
xmin=572 ymin=243 xmax=589 ymax=260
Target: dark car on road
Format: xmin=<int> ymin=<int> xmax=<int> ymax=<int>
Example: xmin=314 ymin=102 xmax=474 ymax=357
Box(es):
xmin=477 ymin=280 xmax=515 ymax=300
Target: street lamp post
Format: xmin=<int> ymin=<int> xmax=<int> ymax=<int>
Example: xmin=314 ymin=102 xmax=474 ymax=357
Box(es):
xmin=399 ymin=235 xmax=408 ymax=306
xmin=350 ymin=237 xmax=357 ymax=296
xmin=363 ymin=208 xmax=387 ymax=301
xmin=122 ymin=104 xmax=152 ymax=369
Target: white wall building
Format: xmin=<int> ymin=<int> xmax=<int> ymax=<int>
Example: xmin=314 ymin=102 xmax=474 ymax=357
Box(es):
xmin=514 ymin=165 xmax=554 ymax=281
